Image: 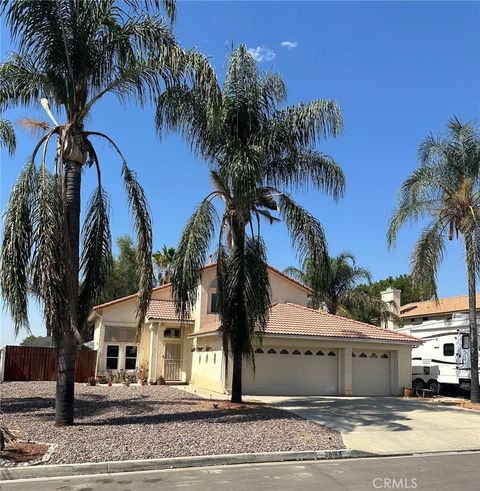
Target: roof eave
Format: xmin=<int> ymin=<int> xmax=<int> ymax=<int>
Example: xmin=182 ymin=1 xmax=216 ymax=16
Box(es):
xmin=147 ymin=317 xmax=194 ymax=323
xmin=259 ymin=332 xmax=421 ymax=345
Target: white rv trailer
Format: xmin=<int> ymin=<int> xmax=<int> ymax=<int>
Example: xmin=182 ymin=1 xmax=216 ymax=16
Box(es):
xmin=411 ymin=327 xmax=478 ymax=393
xmin=396 ymin=313 xmax=479 ymax=393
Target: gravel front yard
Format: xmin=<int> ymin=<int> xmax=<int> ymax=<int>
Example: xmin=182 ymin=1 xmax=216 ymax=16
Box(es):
xmin=0 ymin=382 xmax=343 ymax=465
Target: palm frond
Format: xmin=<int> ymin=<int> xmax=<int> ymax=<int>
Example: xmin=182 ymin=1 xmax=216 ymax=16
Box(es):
xmin=17 ymin=117 xmax=51 ymax=137
xmin=410 ymin=220 xmax=447 ymax=298
xmin=217 ymin=236 xmax=270 ymax=371
xmin=122 ymin=162 xmax=153 ymax=332
xmin=266 ymin=149 xmax=345 ymax=199
xmin=278 ymin=193 xmax=328 ymax=268
xmin=78 ymin=186 xmax=112 ymax=334
xmin=387 ymin=166 xmax=443 ymax=248
xmin=271 ymin=99 xmax=343 ymax=148
xmin=0 ymin=161 xmax=37 ymax=333
xmin=172 ymin=198 xmax=218 ymax=319
xmin=0 ymin=115 xmax=16 ymax=155
xmin=282 ymin=266 xmax=306 ymax=283
xmin=30 ymin=168 xmax=72 ymax=341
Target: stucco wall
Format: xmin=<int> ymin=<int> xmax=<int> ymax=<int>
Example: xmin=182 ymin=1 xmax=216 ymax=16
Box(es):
xmin=190 ymin=335 xmax=225 ymax=393
xmin=269 ymin=270 xmax=309 ymax=306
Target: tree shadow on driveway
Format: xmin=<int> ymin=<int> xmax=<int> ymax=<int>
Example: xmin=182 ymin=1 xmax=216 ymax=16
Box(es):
xmin=260 ymin=396 xmax=477 ymax=433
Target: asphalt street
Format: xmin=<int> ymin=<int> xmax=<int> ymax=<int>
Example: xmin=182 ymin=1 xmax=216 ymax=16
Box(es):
xmin=1 ymin=452 xmax=479 ymax=491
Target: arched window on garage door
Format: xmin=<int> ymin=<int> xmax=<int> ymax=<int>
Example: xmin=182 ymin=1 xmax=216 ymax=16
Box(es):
xmin=292 ymin=349 xmax=301 ymax=355
xmin=316 ymin=350 xmax=324 ymax=356
xmin=304 ymin=350 xmax=313 ymax=355
xmin=327 ymin=351 xmax=336 ymax=356
xmin=381 ymin=353 xmax=389 ymax=359
xmin=359 ymin=352 xmax=367 ymax=358
xmin=255 ymin=348 xmax=264 ymax=354
xmin=280 ymin=349 xmax=289 ymax=354
xmin=267 ymin=348 xmax=276 ymax=354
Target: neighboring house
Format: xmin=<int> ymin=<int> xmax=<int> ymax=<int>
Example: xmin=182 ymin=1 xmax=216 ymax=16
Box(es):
xmin=382 ymin=290 xmax=480 ymax=338
xmin=381 ymin=290 xmax=480 ymax=392
xmin=89 ymin=264 xmax=418 ymax=396
xmin=22 ymin=336 xmax=54 ymax=348
xmin=20 ymin=336 xmax=94 ymax=350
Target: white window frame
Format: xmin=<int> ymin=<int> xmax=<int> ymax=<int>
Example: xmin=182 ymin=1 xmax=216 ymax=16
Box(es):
xmin=104 ymin=342 xmax=139 ymax=372
xmin=209 ymin=279 xmax=218 ymax=314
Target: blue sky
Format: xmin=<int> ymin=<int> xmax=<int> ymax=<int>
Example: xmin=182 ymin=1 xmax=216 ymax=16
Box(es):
xmin=1 ymin=1 xmax=479 ymax=346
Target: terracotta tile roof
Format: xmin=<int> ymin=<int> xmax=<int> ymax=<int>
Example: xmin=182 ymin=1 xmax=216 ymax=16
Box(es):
xmin=400 ymin=294 xmax=480 ymax=318
xmin=192 ymin=303 xmax=419 ymax=344
xmin=146 ymin=300 xmax=192 ymax=321
xmin=92 ymin=263 xmax=312 ymax=312
xmin=93 ymin=284 xmax=171 ymax=311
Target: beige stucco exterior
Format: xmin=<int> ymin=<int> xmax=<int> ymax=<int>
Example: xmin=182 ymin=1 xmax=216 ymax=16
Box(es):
xmin=91 ymin=265 xmax=414 ymax=396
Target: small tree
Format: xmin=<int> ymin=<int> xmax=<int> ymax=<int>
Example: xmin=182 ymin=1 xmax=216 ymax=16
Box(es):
xmin=100 ymin=236 xmax=141 ymax=303
xmin=359 ymin=273 xmax=433 ymax=306
xmin=285 ymin=252 xmax=400 ymax=326
xmin=153 ymin=245 xmax=176 ymax=285
xmin=20 ymin=335 xmax=43 ymax=345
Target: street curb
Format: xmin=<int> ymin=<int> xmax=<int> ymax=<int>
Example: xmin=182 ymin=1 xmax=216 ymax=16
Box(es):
xmin=0 ymin=449 xmax=370 ymax=481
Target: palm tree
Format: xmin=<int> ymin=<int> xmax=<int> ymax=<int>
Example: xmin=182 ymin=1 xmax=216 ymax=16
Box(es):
xmin=388 ymin=117 xmax=480 ymax=402
xmin=285 ymin=252 xmax=398 ymax=325
xmin=156 ymin=45 xmax=344 ymax=403
xmin=153 ymin=245 xmax=176 ymax=285
xmin=0 ymin=0 xmax=217 ymax=425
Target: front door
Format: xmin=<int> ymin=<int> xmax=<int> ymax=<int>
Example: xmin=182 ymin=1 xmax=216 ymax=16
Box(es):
xmin=164 ymin=343 xmax=182 ymax=381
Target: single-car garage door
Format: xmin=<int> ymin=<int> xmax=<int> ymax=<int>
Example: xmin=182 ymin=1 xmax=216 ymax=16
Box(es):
xmin=242 ymin=347 xmax=338 ymax=396
xmin=352 ymin=351 xmax=391 ymax=396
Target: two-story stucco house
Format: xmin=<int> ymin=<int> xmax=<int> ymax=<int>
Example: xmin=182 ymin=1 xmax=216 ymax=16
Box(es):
xmin=89 ymin=264 xmax=418 ymax=396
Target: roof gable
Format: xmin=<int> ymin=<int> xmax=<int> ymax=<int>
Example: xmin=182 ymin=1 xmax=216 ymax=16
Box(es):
xmin=92 ymin=263 xmax=312 ymax=313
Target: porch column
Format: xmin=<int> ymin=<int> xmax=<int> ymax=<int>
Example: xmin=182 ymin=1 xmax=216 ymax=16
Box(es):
xmin=148 ymin=322 xmax=159 ymax=383
xmin=339 ymin=347 xmax=353 ymax=395
xmin=94 ymin=321 xmax=105 ymax=376
xmin=390 ymin=349 xmax=410 ymax=396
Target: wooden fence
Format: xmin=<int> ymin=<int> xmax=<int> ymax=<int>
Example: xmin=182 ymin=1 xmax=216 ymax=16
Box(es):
xmin=2 ymin=346 xmax=97 ymax=383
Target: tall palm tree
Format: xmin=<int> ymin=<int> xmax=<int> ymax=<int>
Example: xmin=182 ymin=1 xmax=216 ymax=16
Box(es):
xmin=0 ymin=0 xmax=217 ymax=425
xmin=156 ymin=45 xmax=344 ymax=403
xmin=388 ymin=117 xmax=480 ymax=402
xmin=153 ymin=245 xmax=176 ymax=285
xmin=285 ymin=252 xmax=398 ymax=325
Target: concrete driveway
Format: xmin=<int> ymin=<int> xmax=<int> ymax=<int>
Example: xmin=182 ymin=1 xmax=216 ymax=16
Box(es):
xmin=244 ymin=396 xmax=480 ymax=454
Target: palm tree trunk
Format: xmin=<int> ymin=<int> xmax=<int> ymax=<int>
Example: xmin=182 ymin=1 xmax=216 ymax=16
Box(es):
xmin=231 ymin=344 xmax=243 ymax=403
xmin=55 ymin=160 xmax=82 ymax=426
xmin=230 ymin=215 xmax=246 ymax=404
xmin=465 ymin=234 xmax=480 ymax=403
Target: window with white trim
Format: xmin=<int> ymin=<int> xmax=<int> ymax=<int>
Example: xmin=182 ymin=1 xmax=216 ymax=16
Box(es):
xmin=125 ymin=346 xmax=137 ymax=370
xmin=210 ymin=279 xmax=218 ymax=313
xmin=106 ymin=345 xmax=119 ymax=370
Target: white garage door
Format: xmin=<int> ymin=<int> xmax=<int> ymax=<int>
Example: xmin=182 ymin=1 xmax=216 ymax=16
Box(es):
xmin=242 ymin=347 xmax=338 ymax=396
xmin=352 ymin=351 xmax=391 ymax=396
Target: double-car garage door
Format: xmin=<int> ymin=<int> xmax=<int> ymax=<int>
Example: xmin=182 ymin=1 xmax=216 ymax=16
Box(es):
xmin=242 ymin=347 xmax=391 ymax=396
xmin=242 ymin=347 xmax=338 ymax=395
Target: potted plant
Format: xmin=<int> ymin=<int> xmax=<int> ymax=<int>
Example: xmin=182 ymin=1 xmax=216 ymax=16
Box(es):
xmin=137 ymin=363 xmax=149 ymax=386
